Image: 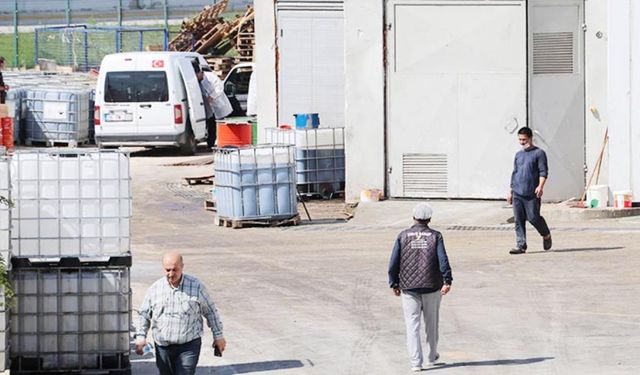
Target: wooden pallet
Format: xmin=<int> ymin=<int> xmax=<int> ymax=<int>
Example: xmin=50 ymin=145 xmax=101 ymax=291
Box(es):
xmin=185 ymin=175 xmax=214 ymax=185
xmin=214 ymin=214 xmax=301 ymax=229
xmin=204 ymin=199 xmax=216 ymax=212
xmin=25 ymin=139 xmax=88 ymax=148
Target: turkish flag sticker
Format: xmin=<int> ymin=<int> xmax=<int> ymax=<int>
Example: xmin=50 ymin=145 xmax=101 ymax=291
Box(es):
xmin=152 ymin=60 xmax=164 ymax=68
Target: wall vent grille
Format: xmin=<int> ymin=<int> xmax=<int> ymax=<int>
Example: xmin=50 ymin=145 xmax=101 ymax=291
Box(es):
xmin=402 ymin=153 xmax=448 ymax=194
xmin=533 ymin=32 xmax=574 ymax=74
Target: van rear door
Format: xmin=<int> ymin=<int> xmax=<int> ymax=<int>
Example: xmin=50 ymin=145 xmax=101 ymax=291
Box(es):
xmin=177 ymin=59 xmax=207 ymax=139
xmin=134 ymin=63 xmax=174 ymax=134
xmin=103 ymin=71 xmax=138 ymax=134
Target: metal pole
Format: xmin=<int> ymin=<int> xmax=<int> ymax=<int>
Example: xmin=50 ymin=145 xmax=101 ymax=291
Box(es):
xmin=34 ymin=29 xmax=39 ymax=68
xmin=66 ymin=0 xmax=71 ymax=25
xmin=84 ymin=31 xmax=89 ymax=72
xmin=13 ymin=0 xmax=18 ymax=67
xmin=163 ymin=29 xmax=169 ymax=51
xmin=163 ymin=0 xmax=169 ymax=33
xmin=118 ymin=0 xmax=123 ymax=27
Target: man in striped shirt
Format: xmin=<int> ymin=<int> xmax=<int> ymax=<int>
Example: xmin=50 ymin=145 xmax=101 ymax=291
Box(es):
xmin=135 ymin=251 xmax=226 ymax=374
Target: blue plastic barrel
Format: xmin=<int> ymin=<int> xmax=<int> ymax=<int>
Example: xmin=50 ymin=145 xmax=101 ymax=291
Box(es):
xmin=294 ymin=113 xmax=320 ymax=129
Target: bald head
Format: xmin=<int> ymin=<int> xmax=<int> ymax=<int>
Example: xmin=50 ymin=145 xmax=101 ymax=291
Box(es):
xmin=162 ymin=251 xmax=184 ymax=287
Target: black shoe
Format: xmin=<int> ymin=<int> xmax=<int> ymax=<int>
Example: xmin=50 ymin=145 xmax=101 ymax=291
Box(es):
xmin=543 ymin=235 xmax=552 ymax=251
xmin=510 ymin=246 xmax=527 ymax=255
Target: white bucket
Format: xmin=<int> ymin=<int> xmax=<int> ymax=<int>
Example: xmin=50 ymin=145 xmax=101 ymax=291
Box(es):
xmin=586 ymin=185 xmax=608 ymax=208
xmin=613 ymin=190 xmax=633 ymax=208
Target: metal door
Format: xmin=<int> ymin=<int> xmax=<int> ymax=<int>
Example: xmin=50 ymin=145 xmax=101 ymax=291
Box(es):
xmin=386 ymin=0 xmax=527 ymax=198
xmin=177 ymin=59 xmax=207 ymax=139
xmin=277 ymin=1 xmax=345 ymax=127
xmin=529 ymin=0 xmax=585 ymax=201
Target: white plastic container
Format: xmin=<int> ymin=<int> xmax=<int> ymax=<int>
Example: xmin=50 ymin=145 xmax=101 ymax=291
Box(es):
xmin=10 ymin=149 xmax=132 ymax=257
xmin=0 ymin=150 xmax=10 ymax=270
xmin=214 ymin=145 xmax=297 ymax=220
xmin=0 ymin=286 xmax=8 ymax=372
xmin=264 ymin=127 xmax=346 ymax=196
xmin=586 ymin=185 xmax=608 ymax=208
xmin=10 ymin=265 xmax=131 ymax=372
xmin=23 ymin=87 xmax=91 ymax=145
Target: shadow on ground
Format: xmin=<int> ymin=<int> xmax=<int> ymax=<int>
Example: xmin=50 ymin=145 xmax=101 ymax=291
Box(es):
xmin=131 ymin=359 xmax=306 ymax=374
xmin=425 ymin=356 xmax=554 ymax=371
xmin=128 ymin=145 xmax=212 ymax=157
xmin=528 ymin=246 xmax=624 ymax=254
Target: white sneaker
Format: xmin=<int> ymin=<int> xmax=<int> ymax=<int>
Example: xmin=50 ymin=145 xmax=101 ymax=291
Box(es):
xmin=411 ymin=366 xmax=422 ymax=372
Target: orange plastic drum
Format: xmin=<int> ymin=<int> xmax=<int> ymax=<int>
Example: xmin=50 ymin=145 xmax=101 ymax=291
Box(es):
xmin=217 ymin=122 xmax=252 ymax=148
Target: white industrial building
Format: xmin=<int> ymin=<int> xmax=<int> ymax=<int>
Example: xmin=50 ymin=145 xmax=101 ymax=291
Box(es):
xmin=255 ymin=0 xmax=639 ymax=205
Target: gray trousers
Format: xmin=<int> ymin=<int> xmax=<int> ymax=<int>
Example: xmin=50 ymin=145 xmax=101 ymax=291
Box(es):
xmin=513 ymin=195 xmax=550 ymax=248
xmin=401 ymin=290 xmax=442 ymax=367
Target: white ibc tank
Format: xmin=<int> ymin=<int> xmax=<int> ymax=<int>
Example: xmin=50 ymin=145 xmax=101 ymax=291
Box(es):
xmin=10 ymin=265 xmax=131 ymax=372
xmin=10 ymin=149 xmax=132 ymax=257
xmin=265 ymin=128 xmax=346 ymax=196
xmin=215 ymin=145 xmax=297 ymax=220
xmin=24 ymin=86 xmax=91 ymax=144
xmin=0 ymin=151 xmax=10 ymax=269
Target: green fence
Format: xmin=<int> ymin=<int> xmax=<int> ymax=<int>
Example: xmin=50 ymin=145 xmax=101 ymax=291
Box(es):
xmin=0 ymin=0 xmax=248 ymax=68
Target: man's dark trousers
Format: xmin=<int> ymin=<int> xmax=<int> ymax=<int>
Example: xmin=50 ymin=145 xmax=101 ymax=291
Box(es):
xmin=513 ymin=194 xmax=550 ymax=249
xmin=155 ymin=337 xmax=202 ymax=375
xmin=206 ymin=117 xmax=216 ymax=148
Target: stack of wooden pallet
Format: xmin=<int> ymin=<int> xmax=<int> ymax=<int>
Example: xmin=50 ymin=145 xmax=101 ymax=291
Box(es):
xmin=236 ymin=32 xmax=255 ymax=62
xmin=233 ymin=7 xmax=256 ymax=62
xmin=204 ymin=55 xmax=235 ymax=79
xmin=169 ymin=2 xmax=255 ymax=65
xmin=169 ymin=0 xmax=229 ymax=52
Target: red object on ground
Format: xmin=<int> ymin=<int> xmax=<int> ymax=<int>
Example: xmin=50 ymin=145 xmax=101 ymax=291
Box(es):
xmin=0 ymin=117 xmax=13 ymax=150
xmin=217 ymin=122 xmax=252 ymax=148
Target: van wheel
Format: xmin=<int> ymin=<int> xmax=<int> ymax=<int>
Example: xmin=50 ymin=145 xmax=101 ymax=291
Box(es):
xmin=180 ymin=127 xmax=198 ymax=156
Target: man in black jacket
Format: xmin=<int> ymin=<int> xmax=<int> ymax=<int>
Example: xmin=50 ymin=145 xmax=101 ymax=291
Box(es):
xmin=388 ymin=203 xmax=453 ymax=372
xmin=0 ymin=57 xmax=9 ymax=104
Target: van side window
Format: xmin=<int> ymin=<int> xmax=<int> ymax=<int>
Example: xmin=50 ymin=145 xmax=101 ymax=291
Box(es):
xmin=105 ymin=71 xmax=169 ymax=102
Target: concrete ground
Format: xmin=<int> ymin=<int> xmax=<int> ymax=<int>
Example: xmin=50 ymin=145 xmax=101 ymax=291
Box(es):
xmin=127 ymin=148 xmax=640 ymax=375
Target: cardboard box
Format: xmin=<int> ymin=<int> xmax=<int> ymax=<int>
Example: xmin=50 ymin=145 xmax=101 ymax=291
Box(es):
xmin=0 ymin=104 xmax=8 ymax=118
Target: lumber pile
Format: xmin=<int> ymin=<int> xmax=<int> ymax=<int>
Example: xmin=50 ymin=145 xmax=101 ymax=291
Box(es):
xmin=169 ymin=0 xmax=229 ymax=52
xmin=231 ymin=7 xmax=256 ymax=62
xmin=204 ymin=55 xmax=236 ymax=79
xmin=169 ymin=2 xmax=255 ymax=67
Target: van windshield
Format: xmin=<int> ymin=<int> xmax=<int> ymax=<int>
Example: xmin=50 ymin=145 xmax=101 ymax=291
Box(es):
xmin=105 ymin=71 xmax=169 ymax=102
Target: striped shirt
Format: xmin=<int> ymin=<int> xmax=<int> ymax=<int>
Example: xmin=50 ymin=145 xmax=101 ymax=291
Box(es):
xmin=136 ymin=274 xmax=224 ymax=346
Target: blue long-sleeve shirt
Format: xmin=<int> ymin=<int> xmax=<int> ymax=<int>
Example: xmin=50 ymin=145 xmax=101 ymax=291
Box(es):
xmin=388 ymin=227 xmax=453 ymax=294
xmin=510 ymin=146 xmax=548 ymax=198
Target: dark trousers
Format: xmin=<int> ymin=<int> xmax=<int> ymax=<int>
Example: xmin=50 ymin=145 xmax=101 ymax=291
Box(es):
xmin=206 ymin=117 xmax=217 ymax=148
xmin=155 ymin=337 xmax=202 ymax=375
xmin=513 ymin=195 xmax=550 ymax=248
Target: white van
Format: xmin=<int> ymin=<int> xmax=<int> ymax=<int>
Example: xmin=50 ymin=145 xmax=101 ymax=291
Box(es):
xmin=223 ymin=62 xmax=254 ymax=116
xmin=94 ymin=52 xmax=209 ymax=155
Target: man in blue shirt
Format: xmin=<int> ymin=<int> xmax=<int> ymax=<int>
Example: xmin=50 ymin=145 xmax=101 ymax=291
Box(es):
xmin=388 ymin=203 xmax=453 ymax=371
xmin=507 ymin=127 xmax=552 ymax=254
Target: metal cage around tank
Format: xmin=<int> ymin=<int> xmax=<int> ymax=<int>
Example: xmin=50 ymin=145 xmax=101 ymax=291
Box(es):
xmin=35 ymin=25 xmax=169 ymax=72
xmin=264 ymin=127 xmax=345 ymax=198
xmin=9 ymin=149 xmax=132 ymax=259
xmin=10 ymin=260 xmax=132 ymax=374
xmin=214 ymin=145 xmax=298 ymax=221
